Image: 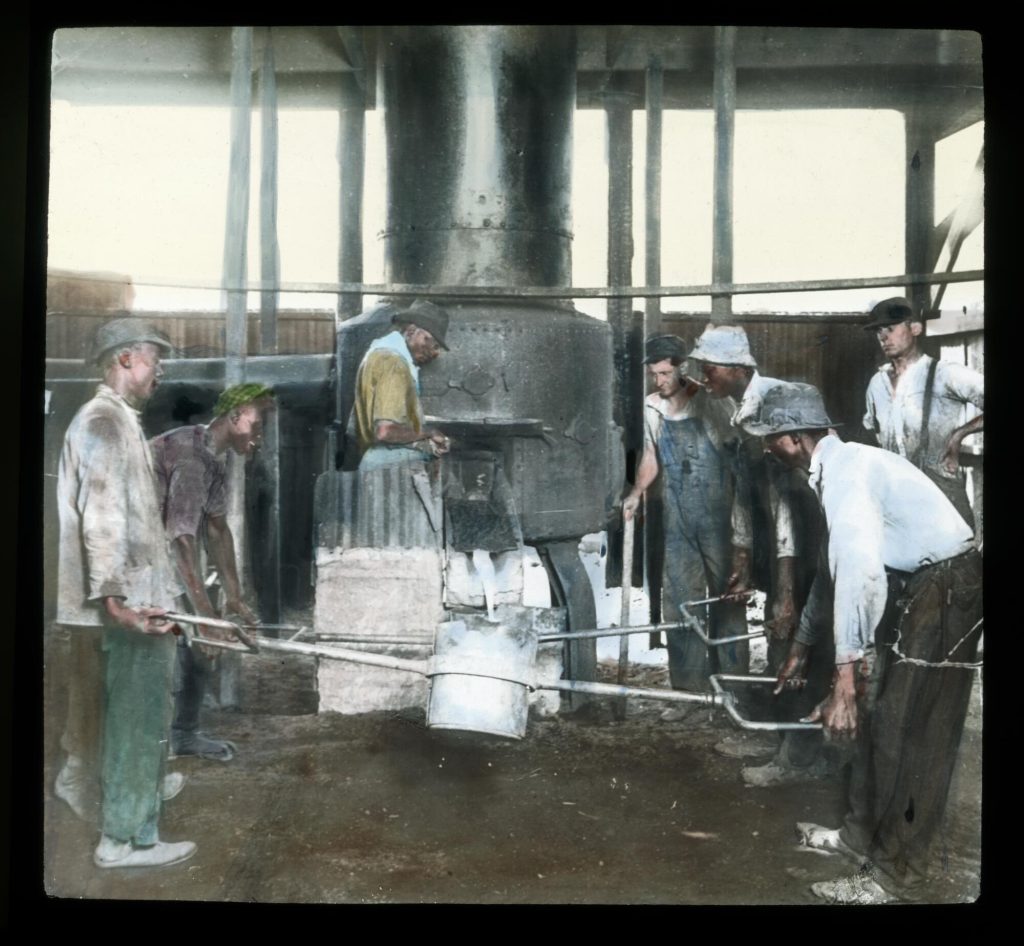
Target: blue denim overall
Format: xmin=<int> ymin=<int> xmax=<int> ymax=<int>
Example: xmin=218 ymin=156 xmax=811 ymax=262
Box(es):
xmin=658 ymin=415 xmax=749 ymax=692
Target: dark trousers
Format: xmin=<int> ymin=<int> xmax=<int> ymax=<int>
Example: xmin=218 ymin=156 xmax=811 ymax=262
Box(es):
xmin=172 ymin=635 xmax=216 ymax=742
xmin=839 ymin=550 xmax=983 ymax=896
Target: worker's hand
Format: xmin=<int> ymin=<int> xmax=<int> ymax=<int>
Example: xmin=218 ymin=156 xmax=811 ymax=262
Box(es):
xmin=940 ymin=436 xmax=962 ymax=476
xmin=422 ymin=428 xmax=451 ymax=458
xmin=803 ymin=663 xmax=858 ymax=739
xmin=225 ymin=600 xmax=260 ymax=627
xmin=104 ymin=598 xmax=173 ymax=635
xmin=724 ymin=547 xmax=753 ymax=600
xmin=773 ymin=639 xmax=809 ymax=695
xmin=622 ymin=493 xmax=641 ymax=522
xmin=765 ymin=592 xmax=797 ymax=640
xmin=192 ymin=621 xmax=233 ymax=660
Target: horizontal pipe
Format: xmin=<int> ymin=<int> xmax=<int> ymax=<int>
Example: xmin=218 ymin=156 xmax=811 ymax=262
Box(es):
xmin=539 ymin=678 xmax=719 ymax=706
xmin=177 ymin=632 xmax=430 ymax=676
xmin=539 ymin=621 xmax=682 ymax=643
xmin=57 ymin=269 xmax=984 ymax=300
xmin=710 ymin=674 xmax=823 ymax=732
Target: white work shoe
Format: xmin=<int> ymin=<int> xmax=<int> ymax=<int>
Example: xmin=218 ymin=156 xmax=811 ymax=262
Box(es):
xmin=795 ymin=822 xmax=861 ymax=862
xmin=94 ymin=835 xmax=197 ymax=869
xmin=810 ymin=869 xmax=895 ymax=905
xmin=54 ymin=758 xmax=91 ymax=821
xmin=161 ymin=772 xmax=186 ymax=802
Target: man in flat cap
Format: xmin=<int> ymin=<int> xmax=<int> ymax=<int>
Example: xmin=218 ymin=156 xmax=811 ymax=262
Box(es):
xmin=622 ymin=334 xmax=749 ymax=702
xmin=351 ymin=299 xmax=452 ymax=468
xmin=862 ymin=296 xmax=983 ymax=529
xmin=149 ymin=382 xmax=276 ymax=761
xmin=688 ymin=323 xmax=827 ymax=786
xmin=744 ymin=382 xmax=982 ymax=904
xmin=55 ymin=317 xmax=197 ymax=868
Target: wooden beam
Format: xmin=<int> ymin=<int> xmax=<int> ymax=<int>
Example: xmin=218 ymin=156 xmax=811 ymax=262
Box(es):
xmin=711 ymin=26 xmax=736 ymax=322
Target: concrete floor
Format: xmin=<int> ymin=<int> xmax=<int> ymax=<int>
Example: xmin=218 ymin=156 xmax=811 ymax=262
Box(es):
xmin=41 ymin=626 xmax=982 ymax=906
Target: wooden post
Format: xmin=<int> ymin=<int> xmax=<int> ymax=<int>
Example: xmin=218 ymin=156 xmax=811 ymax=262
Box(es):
xmin=905 ymin=112 xmax=936 ymax=316
xmin=338 ymin=75 xmax=366 ymax=323
xmin=711 ymin=26 xmax=737 ymax=323
xmin=644 ymin=58 xmax=663 ymax=341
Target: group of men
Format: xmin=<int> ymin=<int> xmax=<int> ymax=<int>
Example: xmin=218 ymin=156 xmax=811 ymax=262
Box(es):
xmin=53 ymin=295 xmax=982 ymax=902
xmin=627 ymin=296 xmax=982 ymax=904
xmin=55 ymin=317 xmax=273 ymax=868
xmin=53 ymin=299 xmax=452 ymax=870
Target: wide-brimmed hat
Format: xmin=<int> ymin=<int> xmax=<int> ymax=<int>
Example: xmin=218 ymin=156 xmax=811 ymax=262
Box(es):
xmin=862 ymin=296 xmax=921 ymax=331
xmin=89 ymin=316 xmax=174 ymax=365
xmin=739 ymin=381 xmax=839 ymax=437
xmin=642 ymin=334 xmax=687 ymax=365
xmin=688 ymin=324 xmax=757 ymax=368
xmin=392 ymin=299 xmax=450 ymax=350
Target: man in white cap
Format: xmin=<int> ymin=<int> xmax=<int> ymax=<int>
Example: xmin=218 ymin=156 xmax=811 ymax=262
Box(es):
xmin=744 ymin=381 xmax=982 ymax=904
xmin=622 ymin=334 xmax=749 ymax=699
xmin=688 ymin=323 xmax=826 ymax=786
xmin=862 ymin=297 xmax=983 ymax=529
xmin=352 ymin=299 xmax=453 ymax=468
xmin=56 ymin=317 xmax=197 ymax=868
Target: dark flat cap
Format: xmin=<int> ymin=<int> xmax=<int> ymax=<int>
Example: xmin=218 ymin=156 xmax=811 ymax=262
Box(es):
xmin=642 ymin=334 xmax=687 ymax=365
xmin=863 ymin=297 xmax=920 ymax=330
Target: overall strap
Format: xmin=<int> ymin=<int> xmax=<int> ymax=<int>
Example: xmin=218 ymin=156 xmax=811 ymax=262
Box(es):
xmin=916 ymin=357 xmax=939 ymax=468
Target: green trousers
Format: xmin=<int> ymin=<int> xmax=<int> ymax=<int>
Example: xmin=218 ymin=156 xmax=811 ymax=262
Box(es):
xmin=101 ymin=627 xmax=175 ymax=845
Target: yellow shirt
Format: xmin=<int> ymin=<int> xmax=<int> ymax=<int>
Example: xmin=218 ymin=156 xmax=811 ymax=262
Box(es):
xmin=353 ymin=348 xmax=424 ymax=455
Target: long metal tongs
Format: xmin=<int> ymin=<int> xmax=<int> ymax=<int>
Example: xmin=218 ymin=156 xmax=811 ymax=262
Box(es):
xmin=166 ymin=612 xmax=261 ymax=652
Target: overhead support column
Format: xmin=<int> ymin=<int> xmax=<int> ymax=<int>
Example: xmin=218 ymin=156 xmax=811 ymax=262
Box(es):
xmin=337 ymin=75 xmax=365 ymax=323
xmin=711 ymin=26 xmax=737 ymax=323
xmin=904 ymin=112 xmax=936 ymax=316
xmin=221 ymin=25 xmax=254 ymax=703
xmin=644 ymin=58 xmax=663 ymax=341
xmin=258 ymin=27 xmax=282 ymax=624
xmin=604 ymin=91 xmax=635 ymax=427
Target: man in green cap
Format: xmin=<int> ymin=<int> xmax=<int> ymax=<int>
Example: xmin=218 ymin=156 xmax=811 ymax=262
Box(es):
xmin=56 ymin=316 xmax=197 ymax=868
xmin=149 ymin=382 xmax=275 ymax=761
xmin=351 ymin=299 xmax=453 ymax=468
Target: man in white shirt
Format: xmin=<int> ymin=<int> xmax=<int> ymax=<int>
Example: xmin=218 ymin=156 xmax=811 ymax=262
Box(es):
xmin=862 ymin=296 xmax=983 ymax=528
xmin=743 ymin=381 xmax=982 ymax=904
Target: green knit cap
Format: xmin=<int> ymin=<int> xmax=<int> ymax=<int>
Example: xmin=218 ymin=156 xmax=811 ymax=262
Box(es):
xmin=214 ymin=383 xmax=276 ymax=417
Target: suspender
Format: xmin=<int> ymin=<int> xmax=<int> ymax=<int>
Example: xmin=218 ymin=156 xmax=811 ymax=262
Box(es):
xmin=916 ymin=357 xmax=939 ymax=469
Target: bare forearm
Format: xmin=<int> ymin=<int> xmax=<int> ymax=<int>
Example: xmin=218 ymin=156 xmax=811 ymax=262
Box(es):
xmin=628 ymin=448 xmax=660 ymax=500
xmin=172 ymin=534 xmax=216 ymax=616
xmin=374 ymin=420 xmax=427 ymax=446
xmin=208 ymin=520 xmax=243 ymax=605
xmin=950 ymin=413 xmax=984 ymax=447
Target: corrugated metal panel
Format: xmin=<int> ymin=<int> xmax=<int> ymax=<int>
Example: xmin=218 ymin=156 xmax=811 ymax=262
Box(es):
xmin=315 ymin=467 xmax=443 ymax=551
xmin=45 ymin=309 xmax=334 ymax=359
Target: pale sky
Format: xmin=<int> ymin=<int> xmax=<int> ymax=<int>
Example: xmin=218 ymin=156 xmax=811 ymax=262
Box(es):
xmin=47 ymin=100 xmax=983 ymax=320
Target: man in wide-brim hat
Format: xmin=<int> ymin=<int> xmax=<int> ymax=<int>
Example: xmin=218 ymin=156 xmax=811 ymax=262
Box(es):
xmin=350 ymin=299 xmax=453 ymax=468
xmin=743 ymin=381 xmax=982 ymax=905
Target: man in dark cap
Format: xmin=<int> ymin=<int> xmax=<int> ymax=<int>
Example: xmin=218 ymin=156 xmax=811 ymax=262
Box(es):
xmin=622 ymin=335 xmax=750 ymax=704
xmin=351 ymin=299 xmax=453 ymax=468
xmin=55 ymin=317 xmax=197 ymax=868
xmin=743 ymin=382 xmax=982 ymax=904
xmin=149 ymin=382 xmax=276 ymax=761
xmin=862 ymin=296 xmax=983 ymax=528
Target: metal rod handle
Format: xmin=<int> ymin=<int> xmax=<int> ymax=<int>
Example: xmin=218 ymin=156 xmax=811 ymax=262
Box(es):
xmin=539 ymin=678 xmax=720 ymax=706
xmin=709 ymin=675 xmax=823 ymax=732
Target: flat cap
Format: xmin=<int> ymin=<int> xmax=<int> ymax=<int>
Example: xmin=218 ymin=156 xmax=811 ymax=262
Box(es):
xmin=214 ymin=383 xmax=276 ymax=417
xmin=863 ymin=296 xmax=920 ymax=330
xmin=642 ymin=334 xmax=687 ymax=365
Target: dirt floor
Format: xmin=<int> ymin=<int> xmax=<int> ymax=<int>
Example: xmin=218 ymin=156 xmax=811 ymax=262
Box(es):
xmin=41 ymin=621 xmax=982 ymax=906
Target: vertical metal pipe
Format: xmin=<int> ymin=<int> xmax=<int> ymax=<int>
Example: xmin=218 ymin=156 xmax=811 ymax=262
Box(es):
xmin=221 ymin=26 xmax=253 ymax=697
xmin=905 ymin=113 xmax=936 ymax=316
xmin=257 ymin=27 xmax=281 ymax=623
xmin=259 ymin=28 xmax=280 ymax=355
xmin=644 ymin=59 xmax=663 ymax=338
xmin=711 ymin=26 xmax=737 ymax=323
xmin=605 ymin=94 xmax=634 ymax=410
xmin=337 ymin=75 xmax=365 ymax=323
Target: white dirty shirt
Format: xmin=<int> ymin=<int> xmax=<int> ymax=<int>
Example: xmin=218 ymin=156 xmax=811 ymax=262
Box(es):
xmin=806 ymin=435 xmax=974 ymax=663
xmin=57 ymin=384 xmax=182 ymax=627
xmin=729 ymin=371 xmax=797 ymax=559
xmin=863 ymin=354 xmax=984 ymax=481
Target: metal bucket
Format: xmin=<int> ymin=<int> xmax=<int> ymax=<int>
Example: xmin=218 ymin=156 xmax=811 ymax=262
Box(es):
xmin=426 ymin=611 xmax=539 ymax=740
